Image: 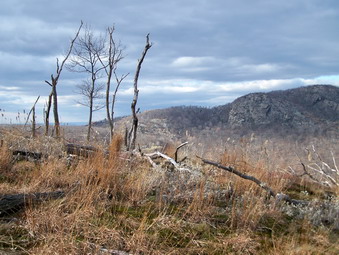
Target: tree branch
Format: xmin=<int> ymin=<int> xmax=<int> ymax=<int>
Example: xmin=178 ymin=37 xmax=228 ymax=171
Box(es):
xmin=175 ymin=142 xmax=188 ymax=163
xmin=197 ymin=156 xmax=309 ymax=206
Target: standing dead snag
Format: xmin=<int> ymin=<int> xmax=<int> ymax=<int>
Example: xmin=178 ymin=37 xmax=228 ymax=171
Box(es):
xmin=68 ymin=25 xmax=107 ymax=141
xmin=97 ymin=26 xmax=127 ymax=142
xmin=24 ymin=96 xmax=40 ymax=138
xmin=43 ymin=91 xmax=53 ymax=136
xmin=45 ymin=21 xmax=83 ymax=138
xmin=126 ymin=34 xmax=152 ymax=151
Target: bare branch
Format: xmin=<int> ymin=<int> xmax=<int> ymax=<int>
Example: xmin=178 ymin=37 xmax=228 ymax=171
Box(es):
xmin=175 ymin=142 xmax=188 ymax=163
xmin=54 ymin=21 xmax=83 ymax=82
xmin=24 ymin=96 xmax=40 ymax=127
xmin=45 ymin=80 xmax=52 ymax=87
xmin=197 ymin=156 xmax=309 ymax=206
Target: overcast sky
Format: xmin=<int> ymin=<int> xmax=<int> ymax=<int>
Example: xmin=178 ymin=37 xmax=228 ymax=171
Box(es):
xmin=1 ymin=0 xmax=339 ymax=123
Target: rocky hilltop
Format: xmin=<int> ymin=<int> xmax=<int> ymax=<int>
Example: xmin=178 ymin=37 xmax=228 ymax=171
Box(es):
xmin=104 ymin=85 xmax=339 ymax=140
xmin=228 ymin=85 xmax=338 ymax=131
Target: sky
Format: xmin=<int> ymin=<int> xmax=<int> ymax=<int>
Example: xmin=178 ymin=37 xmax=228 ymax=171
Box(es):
xmin=1 ymin=0 xmax=339 ymax=124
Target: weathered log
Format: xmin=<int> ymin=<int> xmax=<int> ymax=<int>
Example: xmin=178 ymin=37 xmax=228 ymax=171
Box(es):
xmin=10 ymin=143 xmax=103 ymax=161
xmin=12 ymin=150 xmax=43 ymax=160
xmin=65 ymin=143 xmax=99 ymax=157
xmin=198 ymin=156 xmax=309 ymax=206
xmin=0 ymin=191 xmax=65 ymax=216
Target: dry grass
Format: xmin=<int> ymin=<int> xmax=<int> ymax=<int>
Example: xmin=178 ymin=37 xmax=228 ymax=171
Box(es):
xmin=0 ymin=129 xmax=338 ymax=254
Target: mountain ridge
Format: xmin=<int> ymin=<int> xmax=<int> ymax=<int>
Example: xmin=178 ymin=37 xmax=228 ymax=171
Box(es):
xmin=97 ymin=84 xmax=339 ymax=140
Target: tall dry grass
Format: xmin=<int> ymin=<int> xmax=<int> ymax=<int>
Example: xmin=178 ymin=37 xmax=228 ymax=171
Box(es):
xmin=0 ymin=130 xmax=338 ymax=254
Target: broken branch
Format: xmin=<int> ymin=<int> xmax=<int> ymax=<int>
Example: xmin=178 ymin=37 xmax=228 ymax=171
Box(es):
xmin=197 ymin=156 xmax=309 ymax=206
xmin=175 ymin=142 xmax=188 ymax=163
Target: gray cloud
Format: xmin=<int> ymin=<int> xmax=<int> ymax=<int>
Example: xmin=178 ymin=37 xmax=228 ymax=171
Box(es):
xmin=1 ymin=0 xmax=339 ymax=122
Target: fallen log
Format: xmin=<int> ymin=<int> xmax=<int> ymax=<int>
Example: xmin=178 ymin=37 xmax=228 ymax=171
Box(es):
xmin=65 ymin=143 xmax=99 ymax=158
xmin=12 ymin=150 xmax=43 ymax=160
xmin=197 ymin=156 xmax=309 ymax=206
xmin=9 ymin=143 xmax=104 ymax=161
xmin=0 ymin=191 xmax=65 ymax=216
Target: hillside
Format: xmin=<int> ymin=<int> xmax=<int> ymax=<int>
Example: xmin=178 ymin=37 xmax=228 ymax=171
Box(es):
xmin=1 ymin=87 xmax=339 ymax=254
xmin=106 ymin=85 xmax=337 ymax=141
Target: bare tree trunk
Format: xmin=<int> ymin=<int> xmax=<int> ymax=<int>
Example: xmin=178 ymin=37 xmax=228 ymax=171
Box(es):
xmin=44 ymin=91 xmax=53 ymax=136
xmin=126 ymin=34 xmax=152 ymax=151
xmin=110 ymin=72 xmax=127 ymax=138
xmin=96 ymin=26 xmax=125 ymax=143
xmin=106 ymin=70 xmax=113 ymax=140
xmin=32 ymin=106 xmax=36 ymax=138
xmin=52 ymin=78 xmax=60 ymax=137
xmin=44 ymin=21 xmax=83 ymax=138
xmin=87 ymin=93 xmax=94 ymax=142
xmin=86 ymin=75 xmax=96 ymax=142
xmin=68 ymin=25 xmax=106 ymax=142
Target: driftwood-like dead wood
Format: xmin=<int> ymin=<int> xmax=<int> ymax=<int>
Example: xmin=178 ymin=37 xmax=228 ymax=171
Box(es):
xmin=126 ymin=34 xmax=152 ymax=151
xmin=0 ymin=191 xmax=65 ymax=216
xmin=144 ymin=151 xmax=201 ymax=178
xmin=147 ymin=151 xmax=180 ymax=168
xmin=175 ymin=142 xmax=188 ymax=163
xmin=198 ymin=156 xmax=309 ymax=206
xmin=65 ymin=143 xmax=99 ymax=158
xmin=12 ymin=150 xmax=43 ymax=160
xmin=10 ymin=143 xmax=101 ymax=161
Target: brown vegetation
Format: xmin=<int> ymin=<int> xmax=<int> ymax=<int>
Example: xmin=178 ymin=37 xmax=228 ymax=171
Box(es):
xmin=0 ymin=127 xmax=338 ymax=254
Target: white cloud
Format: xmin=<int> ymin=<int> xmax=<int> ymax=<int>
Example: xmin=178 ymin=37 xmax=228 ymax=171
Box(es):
xmin=171 ymin=56 xmax=217 ymax=68
xmin=240 ymin=63 xmax=280 ymax=73
xmin=216 ymin=78 xmax=300 ymax=92
xmin=0 ymin=85 xmax=21 ymax=91
xmin=303 ymin=75 xmax=339 ymax=86
xmin=121 ymin=76 xmax=339 ymax=101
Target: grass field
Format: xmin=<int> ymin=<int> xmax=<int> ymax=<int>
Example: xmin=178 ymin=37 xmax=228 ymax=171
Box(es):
xmin=0 ymin=126 xmax=338 ymax=254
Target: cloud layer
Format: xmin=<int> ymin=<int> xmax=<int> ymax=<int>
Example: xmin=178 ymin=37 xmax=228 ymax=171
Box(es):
xmin=1 ymin=0 xmax=339 ymax=123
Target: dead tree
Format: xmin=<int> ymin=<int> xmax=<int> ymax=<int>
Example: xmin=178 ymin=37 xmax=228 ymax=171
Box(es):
xmin=126 ymin=34 xmax=152 ymax=151
xmin=97 ymin=26 xmax=127 ymax=142
xmin=24 ymin=96 xmax=40 ymax=138
xmin=45 ymin=21 xmax=83 ymax=138
xmin=43 ymin=91 xmax=53 ymax=136
xmin=68 ymin=26 xmax=106 ymax=141
xmin=75 ymin=79 xmax=105 ymax=139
